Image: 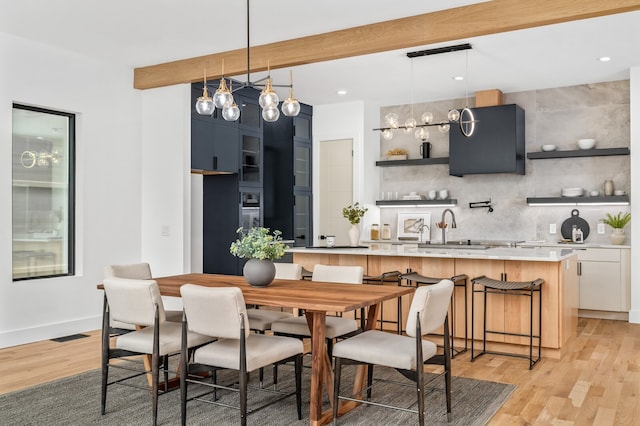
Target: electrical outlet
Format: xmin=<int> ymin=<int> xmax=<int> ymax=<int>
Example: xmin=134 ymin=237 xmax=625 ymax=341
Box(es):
xmin=161 ymin=225 xmax=170 ymax=237
xmin=549 ymin=224 xmax=557 ymax=234
xmin=597 ymin=223 xmax=606 ymax=234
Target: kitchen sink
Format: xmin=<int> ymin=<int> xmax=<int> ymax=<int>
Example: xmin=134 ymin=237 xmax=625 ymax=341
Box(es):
xmin=418 ymin=239 xmax=523 ymax=250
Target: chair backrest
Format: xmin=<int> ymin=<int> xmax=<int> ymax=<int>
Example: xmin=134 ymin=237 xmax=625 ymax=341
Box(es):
xmin=274 ymin=263 xmax=303 ymax=280
xmin=103 ymin=277 xmax=166 ymax=327
xmin=104 ymin=263 xmax=152 ymax=280
xmin=405 ymin=279 xmax=454 ymax=337
xmin=180 ymin=284 xmax=250 ymax=339
xmin=312 ymin=264 xmax=363 ymax=284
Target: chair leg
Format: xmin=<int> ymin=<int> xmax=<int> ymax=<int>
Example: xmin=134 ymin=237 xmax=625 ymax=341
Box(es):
xmin=295 ymin=355 xmax=303 ymax=420
xmin=101 ymin=295 xmax=110 ymax=416
xmin=327 ymin=339 xmax=334 ymax=359
xmin=366 ymin=364 xmax=374 ymax=401
xmin=240 ymin=372 xmax=248 ymax=426
xmin=417 ymin=358 xmax=425 ymax=426
xmin=332 ymin=357 xmax=342 ymax=425
xmin=163 ymin=355 xmax=169 ymax=392
xmin=151 ymin=352 xmax=159 ymax=426
xmin=273 ymin=363 xmax=278 ymax=389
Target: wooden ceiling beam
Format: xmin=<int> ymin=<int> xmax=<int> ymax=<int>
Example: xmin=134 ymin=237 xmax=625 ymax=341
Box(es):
xmin=133 ymin=0 xmax=640 ymax=89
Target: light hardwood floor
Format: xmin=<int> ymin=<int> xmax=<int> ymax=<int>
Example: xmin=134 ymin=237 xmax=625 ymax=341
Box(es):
xmin=1 ymin=318 xmax=639 ymax=424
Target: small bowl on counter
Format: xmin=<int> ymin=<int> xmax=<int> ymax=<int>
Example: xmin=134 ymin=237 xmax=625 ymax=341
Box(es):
xmin=541 ymin=144 xmax=556 ymax=152
xmin=577 ymin=138 xmax=596 ymax=150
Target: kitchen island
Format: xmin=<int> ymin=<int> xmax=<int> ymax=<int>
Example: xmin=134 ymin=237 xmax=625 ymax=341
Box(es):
xmin=288 ymin=245 xmax=578 ymax=359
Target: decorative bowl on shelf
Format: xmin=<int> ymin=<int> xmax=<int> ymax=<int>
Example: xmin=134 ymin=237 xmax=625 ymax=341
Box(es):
xmin=561 ymin=187 xmax=584 ymax=197
xmin=577 ymin=138 xmax=596 ymax=150
xmin=541 ymin=144 xmax=556 ymax=152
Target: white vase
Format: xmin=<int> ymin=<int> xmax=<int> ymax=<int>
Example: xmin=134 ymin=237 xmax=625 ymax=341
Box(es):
xmin=243 ymin=258 xmax=276 ymax=287
xmin=610 ymin=228 xmax=626 ymax=245
xmin=348 ymin=224 xmax=360 ymax=247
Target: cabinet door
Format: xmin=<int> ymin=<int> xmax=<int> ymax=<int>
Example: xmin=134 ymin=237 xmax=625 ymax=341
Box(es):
xmin=293 ymin=191 xmax=312 ymax=247
xmin=213 ymin=123 xmax=240 ymax=173
xmin=294 ymin=141 xmax=311 ymax=190
xmin=579 ymin=261 xmax=622 ymax=311
xmin=240 ymin=131 xmax=262 ymax=185
xmin=191 ymin=119 xmax=217 ymax=171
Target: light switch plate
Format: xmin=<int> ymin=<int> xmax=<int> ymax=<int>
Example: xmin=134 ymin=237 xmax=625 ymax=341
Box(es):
xmin=549 ymin=224 xmax=557 ymax=234
xmin=597 ymin=223 xmax=605 ymax=234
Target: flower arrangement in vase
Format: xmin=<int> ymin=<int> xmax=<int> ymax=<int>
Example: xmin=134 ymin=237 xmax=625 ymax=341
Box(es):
xmin=342 ymin=202 xmax=368 ymax=246
xmin=602 ymin=212 xmax=630 ymax=245
xmin=230 ymin=227 xmax=288 ymax=286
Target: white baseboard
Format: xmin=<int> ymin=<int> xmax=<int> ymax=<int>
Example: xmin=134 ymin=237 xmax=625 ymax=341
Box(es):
xmin=0 ymin=315 xmax=102 ymax=349
xmin=578 ymin=309 xmax=628 ymax=321
xmin=628 ymin=309 xmax=640 ymax=324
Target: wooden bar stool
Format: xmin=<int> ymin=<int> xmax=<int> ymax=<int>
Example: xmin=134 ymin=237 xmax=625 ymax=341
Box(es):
xmin=400 ymin=272 xmax=468 ymax=357
xmin=363 ymin=270 xmax=402 ymax=334
xmin=471 ymin=275 xmax=544 ymax=369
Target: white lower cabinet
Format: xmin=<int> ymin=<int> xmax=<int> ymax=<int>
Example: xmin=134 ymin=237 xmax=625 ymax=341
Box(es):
xmin=578 ymin=248 xmax=630 ymax=312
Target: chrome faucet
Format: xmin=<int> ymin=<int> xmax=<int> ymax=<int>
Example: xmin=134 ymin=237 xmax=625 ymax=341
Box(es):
xmin=441 ymin=209 xmax=457 ymax=244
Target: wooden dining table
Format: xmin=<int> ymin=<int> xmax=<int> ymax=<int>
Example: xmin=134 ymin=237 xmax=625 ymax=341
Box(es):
xmin=151 ymin=273 xmax=414 ymax=426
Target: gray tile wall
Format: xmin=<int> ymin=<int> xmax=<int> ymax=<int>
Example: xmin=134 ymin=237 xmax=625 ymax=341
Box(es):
xmin=378 ymin=80 xmax=631 ymax=244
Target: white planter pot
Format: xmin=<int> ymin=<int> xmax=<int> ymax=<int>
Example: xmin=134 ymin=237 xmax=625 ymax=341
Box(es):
xmin=609 ymin=228 xmax=626 ymax=245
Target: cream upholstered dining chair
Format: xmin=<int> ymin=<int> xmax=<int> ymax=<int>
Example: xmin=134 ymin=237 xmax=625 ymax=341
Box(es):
xmin=104 ymin=262 xmax=182 ymax=331
xmin=179 ymin=284 xmax=304 ymax=426
xmin=331 ymin=279 xmax=454 ymax=426
xmin=101 ymin=277 xmax=213 ymax=426
xmin=270 ymin=264 xmax=364 ymax=357
xmin=245 ymin=262 xmax=302 ymax=332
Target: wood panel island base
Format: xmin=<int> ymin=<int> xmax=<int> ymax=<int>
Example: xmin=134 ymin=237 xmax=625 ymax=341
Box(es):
xmin=290 ymin=245 xmax=579 ymax=360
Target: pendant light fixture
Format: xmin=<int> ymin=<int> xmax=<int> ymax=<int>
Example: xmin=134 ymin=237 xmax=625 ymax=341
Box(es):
xmin=373 ymin=43 xmax=478 ymax=140
xmin=194 ymin=0 xmax=300 ymax=123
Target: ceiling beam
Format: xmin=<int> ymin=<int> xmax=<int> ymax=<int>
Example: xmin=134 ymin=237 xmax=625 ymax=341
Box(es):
xmin=133 ymin=0 xmax=640 ymax=90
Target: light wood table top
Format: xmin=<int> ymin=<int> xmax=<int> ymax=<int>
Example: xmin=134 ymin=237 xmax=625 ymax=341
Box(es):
xmin=153 ymin=273 xmax=414 ymax=426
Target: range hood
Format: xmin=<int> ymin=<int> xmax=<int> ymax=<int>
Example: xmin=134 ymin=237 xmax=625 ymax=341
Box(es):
xmin=448 ymin=104 xmax=525 ymax=177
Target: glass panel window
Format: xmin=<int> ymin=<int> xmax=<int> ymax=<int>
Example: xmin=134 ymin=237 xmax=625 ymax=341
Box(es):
xmin=12 ymin=104 xmax=75 ymax=280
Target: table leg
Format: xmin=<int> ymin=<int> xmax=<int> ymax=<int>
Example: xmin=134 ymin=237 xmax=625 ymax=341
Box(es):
xmin=306 ymin=311 xmax=330 ymax=426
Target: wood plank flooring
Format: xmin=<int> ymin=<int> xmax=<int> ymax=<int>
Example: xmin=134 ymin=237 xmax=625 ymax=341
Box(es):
xmin=1 ymin=318 xmax=639 ymax=424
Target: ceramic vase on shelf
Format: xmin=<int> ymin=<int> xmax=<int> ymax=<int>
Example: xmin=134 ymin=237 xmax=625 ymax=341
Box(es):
xmin=610 ymin=228 xmax=626 ymax=245
xmin=348 ymin=224 xmax=360 ymax=247
xmin=243 ymin=258 xmax=276 ymax=287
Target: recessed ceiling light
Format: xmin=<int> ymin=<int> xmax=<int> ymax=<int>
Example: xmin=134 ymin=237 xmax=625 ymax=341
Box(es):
xmin=337 ymin=90 xmax=347 ymax=95
xmin=453 ymin=76 xmax=464 ymax=81
xmin=598 ymin=56 xmax=611 ymax=62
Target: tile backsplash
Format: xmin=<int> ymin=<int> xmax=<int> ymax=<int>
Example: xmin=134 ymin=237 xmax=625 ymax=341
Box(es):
xmin=377 ymin=80 xmax=631 ymax=244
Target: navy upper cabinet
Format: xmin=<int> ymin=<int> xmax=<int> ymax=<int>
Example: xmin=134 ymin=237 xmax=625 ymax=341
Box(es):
xmin=191 ymin=119 xmax=239 ymax=173
xmin=448 ymin=104 xmax=525 ymax=177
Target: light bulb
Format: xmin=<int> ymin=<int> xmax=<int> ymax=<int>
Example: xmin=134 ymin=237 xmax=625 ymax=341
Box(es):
xmin=415 ymin=127 xmax=429 ymax=141
xmin=282 ymin=97 xmax=301 ymax=116
xmin=222 ymin=102 xmax=240 ymax=121
xmin=259 ymin=78 xmax=279 ymax=108
xmin=384 ymin=113 xmax=399 ymax=129
xmin=404 ymin=117 xmax=416 ymax=133
xmin=421 ymin=112 xmax=433 ymax=124
xmin=438 ymin=121 xmax=450 ymax=133
xmin=262 ymin=105 xmax=280 ymax=122
xmin=448 ymin=109 xmax=461 ymax=122
xmin=213 ymin=79 xmax=233 ymax=108
xmin=382 ymin=129 xmax=394 ymax=140
xmin=195 ymin=86 xmax=215 ymax=115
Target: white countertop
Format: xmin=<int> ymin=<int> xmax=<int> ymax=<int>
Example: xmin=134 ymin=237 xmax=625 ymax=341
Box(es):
xmin=288 ymin=245 xmax=577 ymax=262
xmin=518 ymin=241 xmax=631 ymax=249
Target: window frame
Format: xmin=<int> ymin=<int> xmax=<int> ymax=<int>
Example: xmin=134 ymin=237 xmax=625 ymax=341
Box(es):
xmin=12 ymin=103 xmax=76 ymax=281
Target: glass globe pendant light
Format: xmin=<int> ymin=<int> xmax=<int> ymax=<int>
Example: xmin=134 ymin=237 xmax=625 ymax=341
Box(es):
xmin=212 ymin=60 xmax=234 ymax=109
xmin=258 ymin=75 xmax=279 ymax=109
xmin=222 ymin=81 xmax=240 ymax=121
xmin=195 ymin=69 xmax=215 ymax=116
xmin=262 ymin=105 xmax=280 ymax=122
xmin=421 ymin=112 xmax=433 ymax=124
xmin=415 ymin=127 xmax=429 ymax=141
xmin=447 ymin=109 xmax=460 ymax=122
xmin=281 ymin=71 xmax=301 ymax=117
xmin=382 ymin=129 xmax=394 ymax=140
xmin=384 ymin=112 xmax=399 ymax=129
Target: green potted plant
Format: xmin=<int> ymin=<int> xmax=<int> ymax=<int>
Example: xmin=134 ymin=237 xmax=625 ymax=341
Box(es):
xmin=230 ymin=227 xmax=288 ymax=286
xmin=602 ymin=212 xmax=630 ymax=245
xmin=342 ymin=202 xmax=368 ymax=246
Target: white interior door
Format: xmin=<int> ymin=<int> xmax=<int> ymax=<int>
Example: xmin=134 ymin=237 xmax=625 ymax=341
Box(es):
xmin=319 ymin=139 xmax=353 ymax=246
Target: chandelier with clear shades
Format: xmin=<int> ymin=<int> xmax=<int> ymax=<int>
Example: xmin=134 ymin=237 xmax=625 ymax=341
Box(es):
xmin=374 ymin=45 xmax=477 ymax=141
xmin=194 ymin=0 xmax=301 ymax=123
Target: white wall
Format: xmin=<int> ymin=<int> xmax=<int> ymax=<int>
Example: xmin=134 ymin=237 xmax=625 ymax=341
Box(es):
xmin=628 ymin=66 xmax=639 ymax=323
xmin=0 ymin=33 xmax=143 ymax=347
xmin=312 ymin=101 xmax=381 ymax=245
